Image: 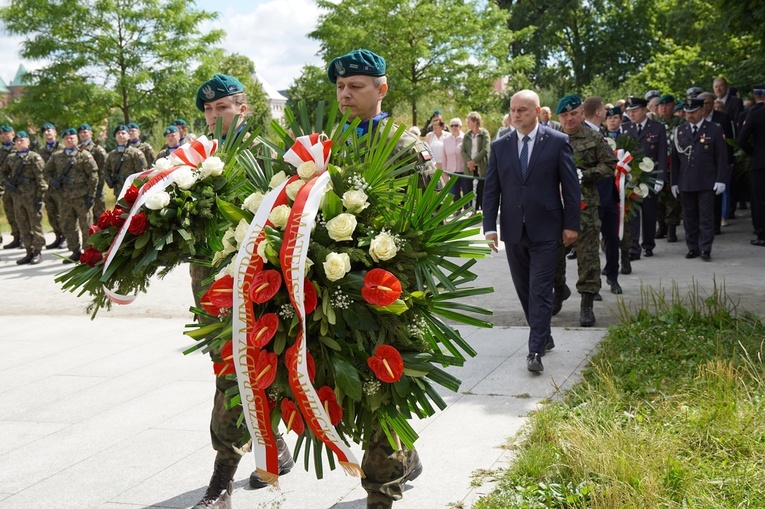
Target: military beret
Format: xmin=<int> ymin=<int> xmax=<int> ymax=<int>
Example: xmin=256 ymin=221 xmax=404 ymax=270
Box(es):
xmin=433 ymin=110 xmax=441 ymax=115
xmin=41 ymin=122 xmax=56 ymax=131
xmin=625 ymin=96 xmax=648 ymax=110
xmin=127 ymin=122 xmax=140 ymax=130
xmin=327 ymin=49 xmax=386 ymax=84
xmin=683 ymin=97 xmax=705 ymax=112
xmin=163 ymin=125 xmax=179 ymax=136
xmin=753 ymin=84 xmax=765 ymax=95
xmin=644 ymin=90 xmax=661 ymax=101
xmin=555 ymin=94 xmax=582 ymax=115
xmin=62 ymin=128 xmax=77 ymax=136
xmin=196 ymin=74 xmax=244 ymax=112
xmin=14 ymin=131 xmax=29 ymax=140
xmin=658 ymin=94 xmax=675 ymax=105
xmin=0 ymin=125 xmax=14 ymax=133
xmin=77 ymin=123 xmax=92 ymax=132
xmin=686 ymin=86 xmax=703 ymax=98
xmin=606 ymin=106 xmax=622 ymax=117
xmin=674 ymin=102 xmax=685 ymax=112
xmin=172 ymin=118 xmax=188 ymax=126
xmin=113 ymin=124 xmax=129 ymax=136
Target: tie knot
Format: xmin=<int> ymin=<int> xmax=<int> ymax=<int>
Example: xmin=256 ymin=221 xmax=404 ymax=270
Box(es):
xmin=522 ymin=135 xmax=530 ymax=143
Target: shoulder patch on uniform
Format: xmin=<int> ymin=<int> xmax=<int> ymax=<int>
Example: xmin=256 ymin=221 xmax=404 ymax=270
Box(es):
xmin=420 ymin=150 xmax=432 ymax=161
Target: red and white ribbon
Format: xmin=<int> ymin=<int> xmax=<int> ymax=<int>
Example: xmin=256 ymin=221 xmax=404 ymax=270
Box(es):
xmin=283 ymin=133 xmax=332 ymax=173
xmin=614 ymin=149 xmax=633 ymax=240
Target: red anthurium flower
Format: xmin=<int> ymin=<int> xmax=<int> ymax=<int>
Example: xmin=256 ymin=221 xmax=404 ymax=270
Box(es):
xmin=208 ymin=275 xmax=234 ymax=309
xmin=285 ymin=345 xmax=317 ymax=383
xmin=214 ymin=341 xmax=235 ymax=376
xmin=367 ymin=345 xmax=404 ymax=383
xmin=248 ymin=313 xmax=279 ymax=348
xmin=251 ymin=350 xmax=278 ymax=390
xmin=79 ymin=246 xmax=103 ymax=267
xmin=280 ymin=398 xmax=305 ymax=436
xmin=124 ymin=185 xmax=139 ymax=206
xmin=249 ymin=270 xmax=282 ymax=304
xmin=88 ymin=224 xmax=100 ymax=236
xmin=361 ymin=269 xmax=403 ymax=306
xmin=304 ymin=279 xmax=318 ymax=314
xmin=317 ymin=386 xmax=343 ymax=425
xmin=200 ymin=289 xmax=223 ymax=316
xmin=128 ymin=212 xmax=149 ymax=235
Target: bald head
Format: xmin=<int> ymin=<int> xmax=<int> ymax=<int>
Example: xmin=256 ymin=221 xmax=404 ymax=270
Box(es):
xmin=510 ymin=90 xmax=541 ymax=135
xmin=512 ymin=89 xmax=540 ymax=107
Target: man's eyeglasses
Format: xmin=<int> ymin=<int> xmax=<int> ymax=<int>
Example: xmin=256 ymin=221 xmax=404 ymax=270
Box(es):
xmin=450 ymin=124 xmax=460 ymax=128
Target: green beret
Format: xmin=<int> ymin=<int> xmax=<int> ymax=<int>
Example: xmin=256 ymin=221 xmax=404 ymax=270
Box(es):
xmin=606 ymin=106 xmax=622 ymax=117
xmin=41 ymin=122 xmax=55 ymax=131
xmin=77 ymin=123 xmax=91 ymax=132
xmin=127 ymin=122 xmax=140 ymax=130
xmin=113 ymin=124 xmax=129 ymax=136
xmin=0 ymin=125 xmax=14 ymax=133
xmin=163 ymin=125 xmax=179 ymax=136
xmin=62 ymin=128 xmax=77 ymax=136
xmin=674 ymin=102 xmax=685 ymax=112
xmin=196 ymin=74 xmax=244 ymax=112
xmin=327 ymin=49 xmax=386 ymax=84
xmin=555 ymin=94 xmax=582 ymax=115
xmin=658 ymin=94 xmax=675 ymax=105
xmin=683 ymin=97 xmax=705 ymax=112
xmin=172 ymin=118 xmax=187 ymax=126
xmin=14 ymin=131 xmax=29 ymax=140
xmin=625 ymin=96 xmax=648 ymax=110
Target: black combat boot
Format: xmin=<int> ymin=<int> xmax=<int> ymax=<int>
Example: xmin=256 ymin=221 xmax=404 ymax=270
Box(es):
xmin=63 ymin=250 xmax=82 ymax=264
xmin=16 ymin=248 xmax=34 ymax=265
xmin=579 ymin=292 xmax=596 ymax=327
xmin=667 ymin=225 xmax=677 ymax=243
xmin=30 ymin=248 xmax=42 ymax=265
xmin=249 ymin=434 xmax=295 ymax=489
xmin=621 ymin=252 xmax=632 ymax=274
xmin=552 ymin=284 xmax=571 ymax=316
xmin=192 ymin=461 xmax=237 ymax=509
xmin=656 ymin=224 xmax=666 ymax=239
xmin=4 ymin=235 xmax=21 ymax=249
xmin=46 ymin=233 xmax=65 ymax=249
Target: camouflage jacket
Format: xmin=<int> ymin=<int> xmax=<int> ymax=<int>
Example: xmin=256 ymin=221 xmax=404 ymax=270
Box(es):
xmin=1 ymin=150 xmax=47 ymax=197
xmin=155 ymin=145 xmax=178 ymax=161
xmin=130 ymin=140 xmax=156 ymax=165
xmin=104 ymin=146 xmax=148 ymax=189
xmin=43 ymin=149 xmax=99 ymax=199
xmin=80 ymin=141 xmax=108 ymax=173
xmin=380 ymin=117 xmax=436 ymax=187
xmin=38 ymin=141 xmax=62 ymax=163
xmin=569 ymin=125 xmax=618 ymax=207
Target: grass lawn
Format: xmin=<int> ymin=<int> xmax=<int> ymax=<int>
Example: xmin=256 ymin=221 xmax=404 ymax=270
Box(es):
xmin=474 ymin=282 xmax=765 ymax=509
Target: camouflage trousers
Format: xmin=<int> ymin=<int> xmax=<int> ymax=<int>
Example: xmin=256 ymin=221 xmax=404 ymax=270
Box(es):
xmin=362 ymin=430 xmax=417 ymax=509
xmin=555 ymin=205 xmax=602 ymax=294
xmin=620 ymin=222 xmax=632 ymax=259
xmin=55 ymin=193 xmax=92 ymax=252
xmin=3 ymin=192 xmax=19 ymax=237
xmin=11 ymin=193 xmax=44 ymax=250
xmin=93 ymin=181 xmax=105 ymax=221
xmin=43 ymin=192 xmax=61 ymax=234
xmin=657 ymin=187 xmax=682 ymax=228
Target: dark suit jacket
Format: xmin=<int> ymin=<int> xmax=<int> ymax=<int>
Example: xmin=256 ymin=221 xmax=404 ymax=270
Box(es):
xmin=623 ymin=118 xmax=668 ymax=182
xmin=482 ymin=125 xmax=580 ymax=244
xmin=738 ymin=102 xmax=765 ymax=171
xmin=723 ymin=94 xmax=744 ymax=127
xmin=710 ymin=110 xmax=735 ymax=163
xmin=541 ymin=120 xmax=563 ymax=132
xmin=670 ymin=120 xmax=727 ymax=192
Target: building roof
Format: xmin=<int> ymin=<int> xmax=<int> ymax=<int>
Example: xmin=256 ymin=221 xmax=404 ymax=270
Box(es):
xmin=0 ymin=76 xmax=9 ymax=94
xmin=254 ymin=73 xmax=287 ymax=102
xmin=9 ymin=65 xmax=29 ymax=87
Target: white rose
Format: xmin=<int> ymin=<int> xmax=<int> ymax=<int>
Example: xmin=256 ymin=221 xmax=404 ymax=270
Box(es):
xmin=201 ymin=156 xmax=225 ymax=177
xmin=242 ymin=192 xmax=265 ymax=214
xmin=256 ymin=239 xmax=268 ymax=260
xmin=342 ymin=189 xmax=369 ymax=214
xmin=326 ymin=213 xmax=357 ymax=241
xmin=222 ymin=228 xmax=237 ymax=254
xmin=269 ymin=204 xmax=292 ymax=229
xmin=639 ymin=157 xmax=654 ymax=172
xmin=323 ymin=252 xmax=351 ymax=282
xmin=153 ymin=157 xmax=172 ymax=172
xmin=234 ymin=218 xmax=250 ymax=244
xmin=269 ymin=170 xmax=288 ymax=189
xmin=215 ymin=259 xmax=235 ymax=280
xmin=286 ymin=179 xmax=306 ymax=201
xmin=145 ymin=191 xmax=171 ymax=210
xmin=173 ymin=167 xmax=198 ymax=190
xmin=297 ymin=161 xmax=319 ymax=180
xmin=369 ymin=231 xmax=398 ymax=262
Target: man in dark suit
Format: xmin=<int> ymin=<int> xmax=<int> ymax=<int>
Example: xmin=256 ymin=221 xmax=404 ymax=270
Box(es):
xmin=539 ymin=106 xmax=563 ymax=131
xmin=670 ymin=98 xmax=728 ymax=261
xmin=714 ymin=77 xmax=744 ymax=127
xmin=700 ymin=92 xmax=735 ymax=233
xmin=483 ymin=89 xmax=580 ymax=372
xmin=737 ymin=85 xmax=765 ymax=246
xmin=623 ymin=96 xmax=668 ymax=259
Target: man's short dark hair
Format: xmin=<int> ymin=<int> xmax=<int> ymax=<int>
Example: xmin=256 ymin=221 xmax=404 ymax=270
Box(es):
xmin=583 ymin=96 xmax=604 ymax=118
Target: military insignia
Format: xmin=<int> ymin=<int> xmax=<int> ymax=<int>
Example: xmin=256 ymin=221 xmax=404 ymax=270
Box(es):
xmin=228 ymin=85 xmax=238 ymax=92
xmin=202 ymin=85 xmax=215 ymax=100
xmin=335 ymin=60 xmax=346 ymax=76
xmin=420 ymin=149 xmax=432 ymax=161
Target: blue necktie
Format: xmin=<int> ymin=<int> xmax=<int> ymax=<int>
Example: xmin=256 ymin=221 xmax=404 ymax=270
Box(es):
xmin=520 ymin=135 xmax=530 ymax=178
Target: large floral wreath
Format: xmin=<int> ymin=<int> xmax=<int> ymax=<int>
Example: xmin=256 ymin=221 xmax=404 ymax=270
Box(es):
xmin=57 ymin=105 xmax=494 ymax=484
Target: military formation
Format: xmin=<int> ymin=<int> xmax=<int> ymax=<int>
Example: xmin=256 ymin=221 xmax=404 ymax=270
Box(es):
xmin=0 ymin=119 xmax=194 ymax=265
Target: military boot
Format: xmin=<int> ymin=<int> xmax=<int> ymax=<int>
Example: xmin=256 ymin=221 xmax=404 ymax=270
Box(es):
xmin=621 ymin=252 xmax=632 ymax=275
xmin=579 ymin=293 xmax=596 ymax=327
xmin=30 ymin=248 xmax=42 ymax=265
xmin=667 ymin=225 xmax=678 ymax=243
xmin=191 ymin=461 xmax=237 ymax=509
xmin=656 ymin=224 xmax=666 ymax=239
xmin=3 ymin=235 xmax=21 ymax=249
xmin=63 ymin=250 xmax=82 ymax=264
xmin=46 ymin=233 xmax=65 ymax=249
xmin=552 ymin=284 xmax=571 ymax=316
xmin=249 ymin=434 xmax=294 ymax=489
xmin=16 ymin=248 xmax=34 ymax=265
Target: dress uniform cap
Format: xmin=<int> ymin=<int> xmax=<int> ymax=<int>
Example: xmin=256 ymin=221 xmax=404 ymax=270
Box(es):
xmin=683 ymin=97 xmax=705 ymax=112
xmin=686 ymin=86 xmax=703 ymax=98
xmin=658 ymin=94 xmax=675 ymax=105
xmin=644 ymin=90 xmax=661 ymax=101
xmin=163 ymin=125 xmax=179 ymax=136
xmin=0 ymin=125 xmax=14 ymax=132
xmin=62 ymin=128 xmax=77 ymax=136
xmin=172 ymin=118 xmax=188 ymax=126
xmin=113 ymin=124 xmax=129 ymax=136
xmin=195 ymin=74 xmax=245 ymax=112
xmin=14 ymin=130 xmax=29 ymax=140
xmin=625 ymin=96 xmax=648 ymax=110
xmin=77 ymin=123 xmax=92 ymax=132
xmin=41 ymin=122 xmax=55 ymax=131
xmin=327 ymin=49 xmax=386 ymax=84
xmin=753 ymin=85 xmax=765 ymax=95
xmin=606 ymin=106 xmax=622 ymax=117
xmin=127 ymin=122 xmax=140 ymax=130
xmin=555 ymin=94 xmax=582 ymax=115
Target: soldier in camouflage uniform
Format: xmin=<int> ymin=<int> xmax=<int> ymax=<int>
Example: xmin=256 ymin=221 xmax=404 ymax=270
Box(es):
xmin=38 ymin=123 xmax=67 ymax=249
xmin=44 ymin=128 xmax=99 ymax=263
xmin=0 ymin=131 xmax=47 ymax=264
xmin=173 ymin=118 xmax=196 ymax=145
xmin=656 ymin=95 xmax=685 ymax=242
xmin=77 ymin=123 xmax=108 ymax=219
xmin=104 ymin=125 xmax=148 ymax=193
xmin=1 ymin=125 xmax=23 ymax=249
xmin=155 ymin=125 xmax=182 ymax=160
xmin=127 ymin=122 xmax=157 ymax=165
xmin=553 ymin=95 xmax=617 ymax=327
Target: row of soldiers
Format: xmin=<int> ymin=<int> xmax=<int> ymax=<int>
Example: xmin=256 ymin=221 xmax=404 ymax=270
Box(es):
xmin=0 ymin=120 xmax=195 ymax=265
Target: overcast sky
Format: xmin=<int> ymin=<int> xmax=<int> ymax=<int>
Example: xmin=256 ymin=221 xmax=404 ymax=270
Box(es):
xmin=0 ymin=0 xmax=326 ymax=91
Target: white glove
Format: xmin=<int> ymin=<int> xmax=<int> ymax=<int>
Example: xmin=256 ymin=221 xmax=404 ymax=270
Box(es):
xmin=671 ymin=185 xmax=679 ymax=198
xmin=654 ymin=180 xmax=664 ymax=193
xmin=713 ymin=182 xmax=726 ymax=195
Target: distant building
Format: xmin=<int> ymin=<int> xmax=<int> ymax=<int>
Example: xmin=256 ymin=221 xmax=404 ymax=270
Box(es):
xmin=254 ymin=73 xmax=287 ymax=123
xmin=0 ymin=76 xmax=10 ymax=109
xmin=0 ymin=65 xmax=30 ymax=108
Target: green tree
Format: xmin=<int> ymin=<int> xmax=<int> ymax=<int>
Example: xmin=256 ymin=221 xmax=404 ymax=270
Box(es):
xmin=309 ymin=0 xmax=514 ymax=126
xmin=0 ymin=0 xmax=223 ymax=127
xmin=285 ymin=65 xmax=337 ymax=126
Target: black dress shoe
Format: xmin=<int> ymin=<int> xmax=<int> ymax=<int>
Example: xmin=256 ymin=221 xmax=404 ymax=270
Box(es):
xmin=628 ymin=252 xmax=640 ymax=261
xmin=249 ymin=435 xmax=295 ymax=489
xmin=526 ymin=353 xmax=544 ymax=372
xmin=685 ymin=250 xmax=700 ymax=259
xmin=701 ymin=251 xmax=711 ymax=261
xmin=545 ymin=336 xmax=555 ymax=352
xmin=644 ymin=249 xmax=653 ymax=257
xmin=751 ymin=239 xmax=765 ymax=246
